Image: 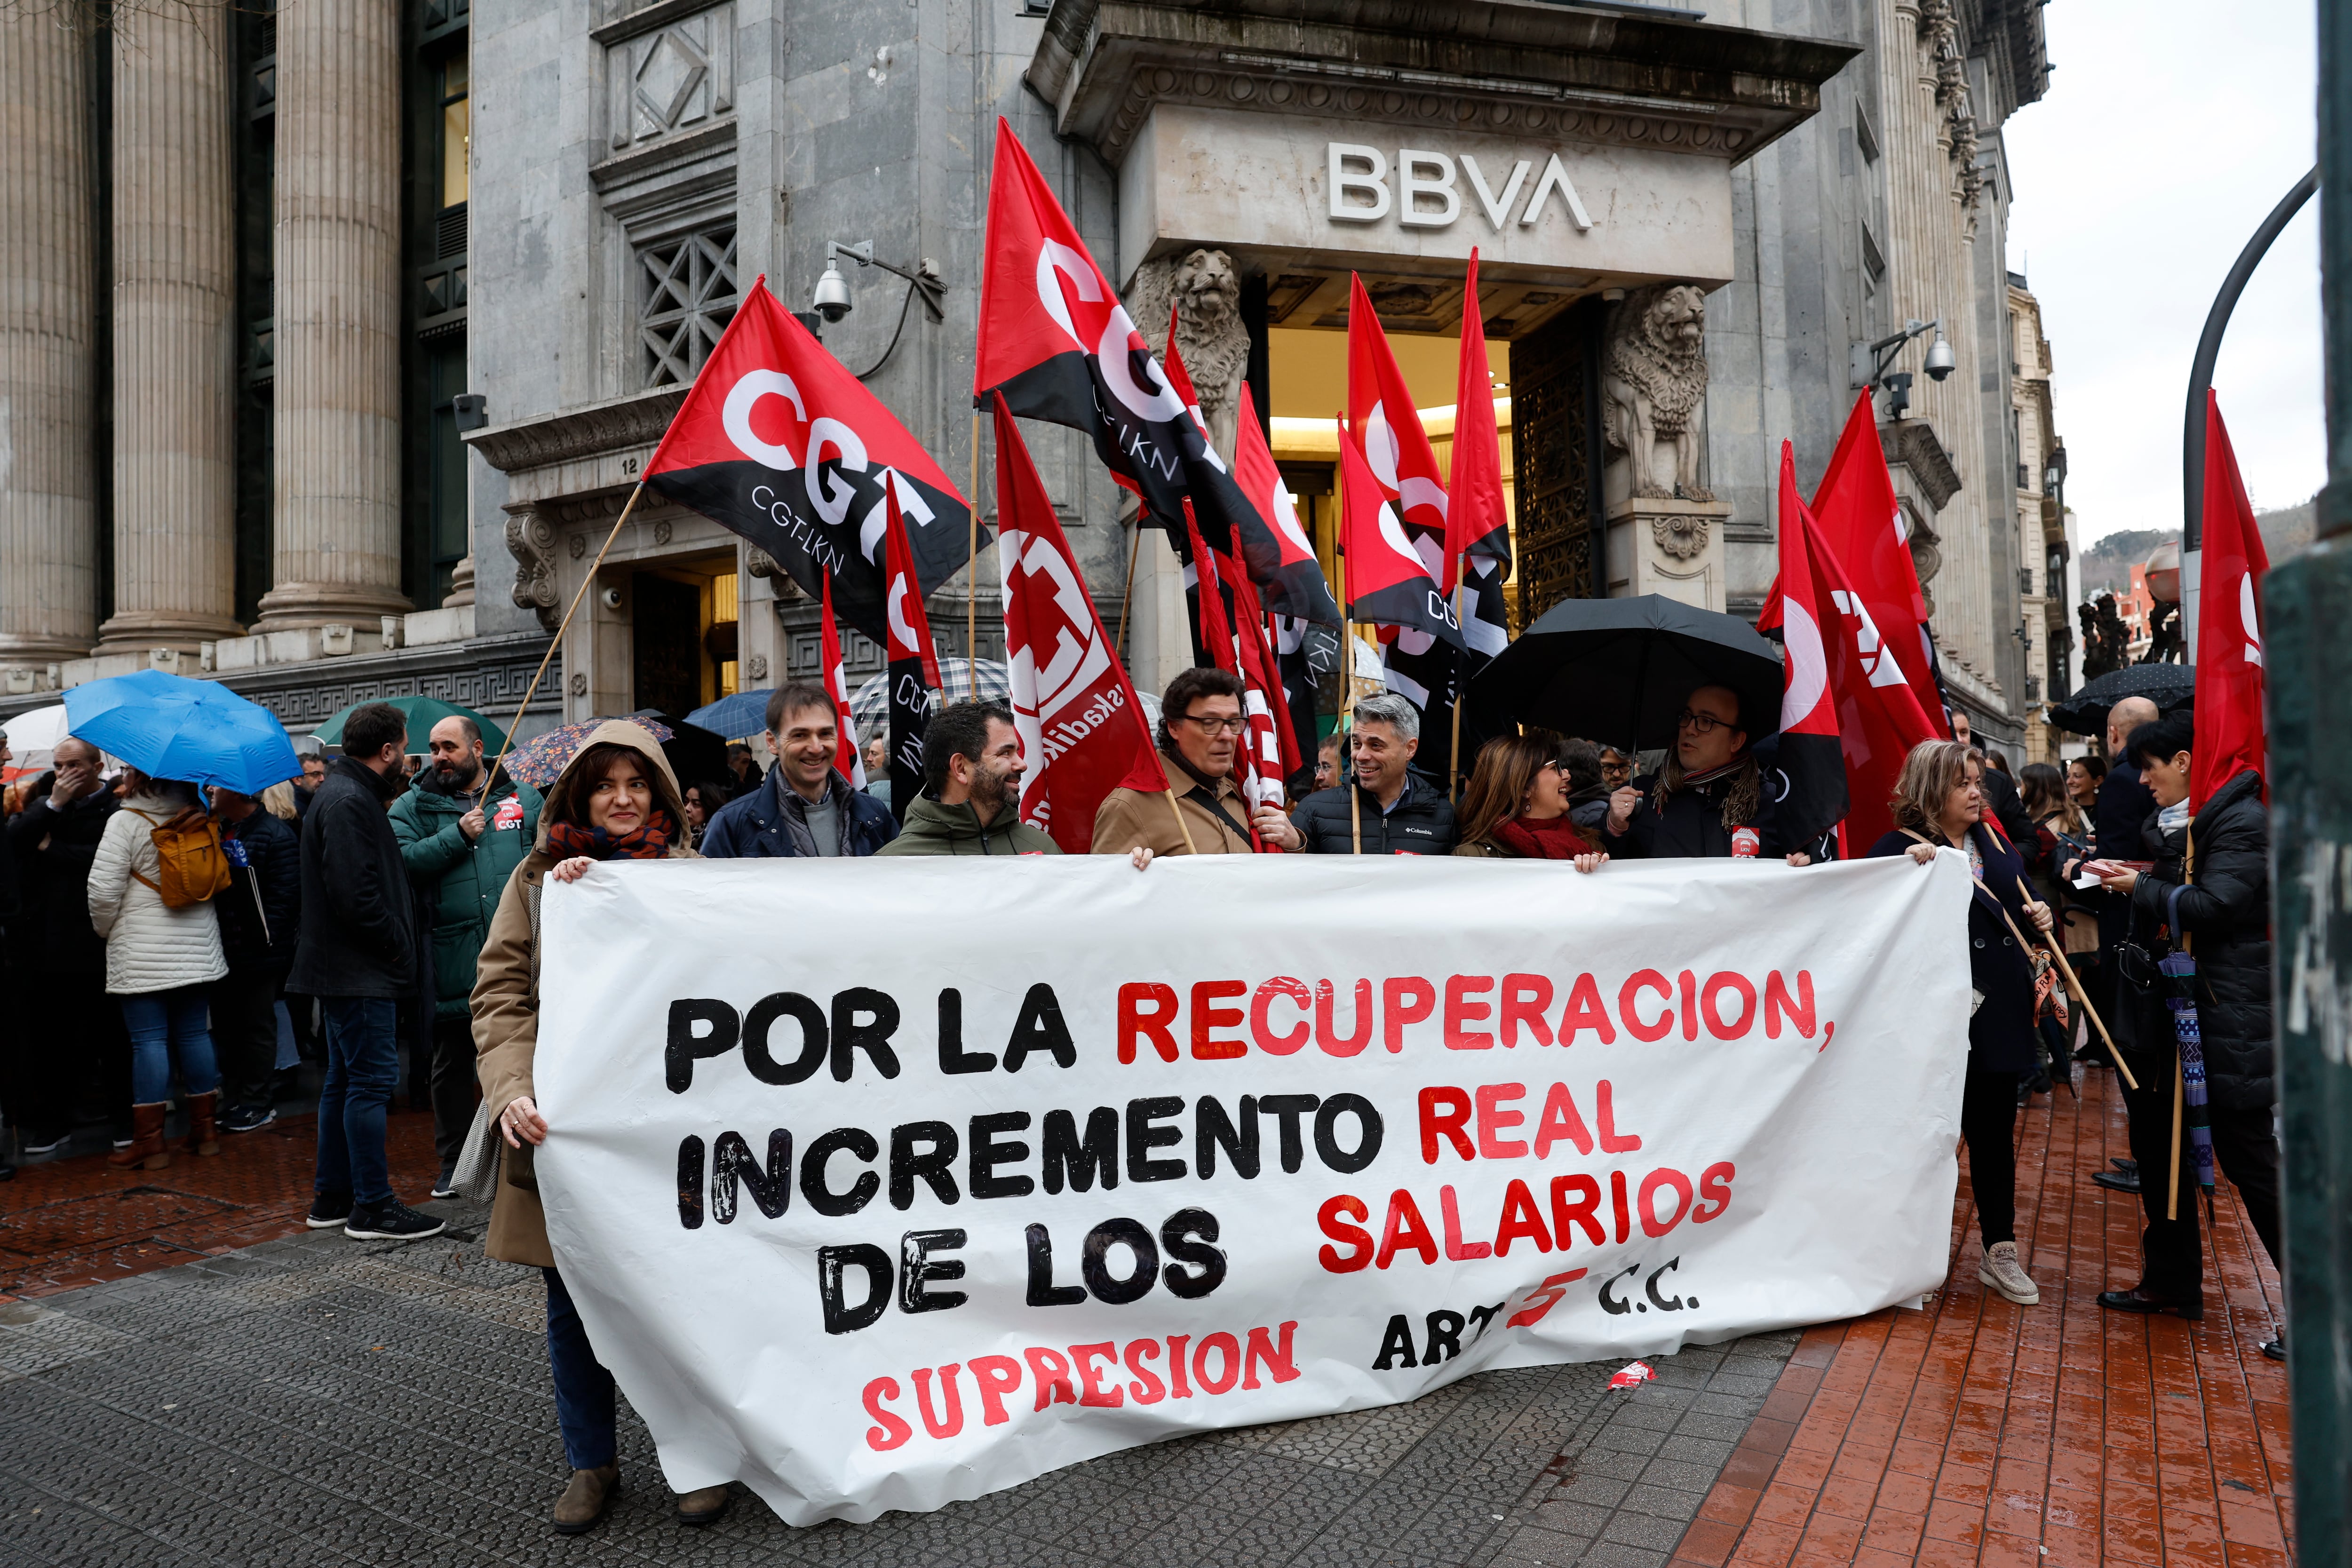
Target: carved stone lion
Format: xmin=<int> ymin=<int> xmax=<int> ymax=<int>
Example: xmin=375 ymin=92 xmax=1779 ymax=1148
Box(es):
xmin=1126 ymin=247 xmax=1249 ymax=459
xmin=1603 ymin=283 xmax=1713 ymax=502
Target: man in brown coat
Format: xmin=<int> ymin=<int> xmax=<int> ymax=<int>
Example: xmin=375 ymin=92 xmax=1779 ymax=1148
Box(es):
xmin=1090 ymin=667 xmax=1302 ymax=856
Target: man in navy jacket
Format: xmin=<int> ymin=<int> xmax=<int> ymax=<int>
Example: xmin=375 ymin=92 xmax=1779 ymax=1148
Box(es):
xmin=701 ymin=684 xmax=898 ymax=859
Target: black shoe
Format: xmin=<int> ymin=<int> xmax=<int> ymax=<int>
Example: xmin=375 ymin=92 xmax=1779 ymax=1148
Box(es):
xmin=344 ymin=1198 xmax=446 ymax=1241
xmin=2261 ymin=1336 xmax=2285 ymax=1361
xmin=2092 ymin=1169 xmax=2141 ymax=1193
xmin=429 ymin=1170 xmax=460 ymax=1201
xmin=2098 ymin=1287 xmax=2203 ymax=1321
xmin=2111 ymin=1157 xmax=2138 ymax=1176
xmin=0 ymin=1161 xmax=15 ymax=1182
xmin=2074 ymin=1044 xmax=2104 ymax=1064
xmin=219 ymin=1102 xmax=276 ymax=1134
xmin=20 ymin=1127 xmax=69 ymax=1157
xmin=306 ymin=1193 xmax=353 ymax=1228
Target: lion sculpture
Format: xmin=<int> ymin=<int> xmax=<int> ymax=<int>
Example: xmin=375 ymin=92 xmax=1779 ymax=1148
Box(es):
xmin=1603 ymin=283 xmax=1713 ymax=502
xmin=1126 ymin=247 xmax=1249 ymax=461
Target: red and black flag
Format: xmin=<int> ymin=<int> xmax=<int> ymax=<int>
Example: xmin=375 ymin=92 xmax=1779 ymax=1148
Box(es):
xmin=1338 ymin=412 xmax=1464 ymax=653
xmin=1235 ymin=383 xmax=1342 ymax=783
xmin=643 ymin=279 xmax=976 ymax=645
xmin=971 ymin=118 xmax=1339 ymax=627
xmin=881 ymin=483 xmax=943 ymax=822
xmin=818 ymin=571 xmax=866 ymax=789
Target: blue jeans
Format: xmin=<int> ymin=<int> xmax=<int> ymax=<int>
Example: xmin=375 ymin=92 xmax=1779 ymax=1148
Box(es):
xmin=544 ymin=1269 xmax=617 ymax=1471
xmin=119 ymin=987 xmax=220 ymax=1105
xmin=314 ymin=996 xmax=399 ymax=1206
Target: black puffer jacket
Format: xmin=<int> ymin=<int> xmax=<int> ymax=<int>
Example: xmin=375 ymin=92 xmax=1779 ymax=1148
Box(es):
xmin=1291 ymin=771 xmax=1457 ymax=855
xmin=2121 ymin=769 xmax=2273 ymax=1110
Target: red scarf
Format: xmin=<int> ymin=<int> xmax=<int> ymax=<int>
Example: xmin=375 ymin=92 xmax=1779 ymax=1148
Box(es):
xmin=546 ymin=812 xmax=676 ymax=862
xmin=1487 ymin=813 xmax=1591 ymax=860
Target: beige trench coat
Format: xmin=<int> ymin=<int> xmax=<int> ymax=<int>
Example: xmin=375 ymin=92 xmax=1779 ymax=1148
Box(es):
xmin=471 ymin=719 xmax=698 ymax=1268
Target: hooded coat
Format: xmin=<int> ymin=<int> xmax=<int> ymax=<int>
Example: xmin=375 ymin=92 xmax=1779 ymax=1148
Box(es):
xmin=471 ymin=720 xmax=698 ymax=1268
xmin=874 ymin=795 xmax=1061 ymax=856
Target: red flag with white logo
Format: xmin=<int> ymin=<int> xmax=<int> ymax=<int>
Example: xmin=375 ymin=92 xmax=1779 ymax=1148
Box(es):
xmin=1808 ymin=390 xmax=1947 ymax=737
xmin=1226 ymin=553 xmax=1300 ymax=813
xmin=880 ymin=484 xmax=942 ymax=821
xmin=1338 ymin=413 xmax=1464 ymax=653
xmin=992 ymin=393 xmax=1164 ymax=852
xmin=1447 ymin=250 xmax=1512 ymax=589
xmin=818 ymin=572 xmax=866 ymax=789
xmin=2191 ymin=390 xmax=2269 ymax=809
xmin=1760 ymin=442 xmax=1941 ymax=852
xmin=972 ymin=119 xmax=1337 ymax=625
xmin=643 ymin=279 xmax=976 ymax=644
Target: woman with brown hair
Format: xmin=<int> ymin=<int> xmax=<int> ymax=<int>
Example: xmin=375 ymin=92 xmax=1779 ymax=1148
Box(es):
xmin=470 ymin=720 xmax=731 ymax=1536
xmin=1868 ymin=739 xmax=2055 ymax=1307
xmin=1453 ymin=732 xmax=1608 ymax=871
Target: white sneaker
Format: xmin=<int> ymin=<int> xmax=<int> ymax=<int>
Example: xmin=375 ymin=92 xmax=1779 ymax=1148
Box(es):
xmin=1979 ymin=1241 xmax=2040 ymax=1305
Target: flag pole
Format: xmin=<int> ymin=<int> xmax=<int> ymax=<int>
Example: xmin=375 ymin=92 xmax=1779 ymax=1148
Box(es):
xmin=485 ymin=481 xmax=646 ymax=791
xmin=1116 ymin=517 xmax=1142 ymax=653
xmin=1448 ymin=581 xmax=1467 ymax=799
xmin=2012 ymin=874 xmax=2138 ymax=1089
xmin=1337 ymin=413 xmax=1360 ymax=856
xmin=967 ymin=410 xmax=981 ymax=700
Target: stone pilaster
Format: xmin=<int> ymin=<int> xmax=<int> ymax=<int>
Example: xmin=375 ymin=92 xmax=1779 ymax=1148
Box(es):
xmin=254 ymin=0 xmax=410 ymax=630
xmin=95 ymin=1 xmax=244 ymax=656
xmin=0 ymin=11 xmax=98 ymax=671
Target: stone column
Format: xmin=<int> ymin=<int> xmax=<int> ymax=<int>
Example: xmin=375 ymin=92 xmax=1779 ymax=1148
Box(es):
xmin=95 ymin=2 xmax=244 ymax=655
xmin=0 ymin=12 xmax=98 ymax=671
xmin=255 ymin=0 xmax=409 ymax=630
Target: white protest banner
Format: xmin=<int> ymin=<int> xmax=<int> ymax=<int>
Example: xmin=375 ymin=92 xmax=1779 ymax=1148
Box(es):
xmin=534 ymin=852 xmax=1972 ymax=1525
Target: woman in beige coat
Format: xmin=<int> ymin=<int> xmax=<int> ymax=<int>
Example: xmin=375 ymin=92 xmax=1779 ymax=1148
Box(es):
xmin=469 ymin=721 xmax=731 ymax=1536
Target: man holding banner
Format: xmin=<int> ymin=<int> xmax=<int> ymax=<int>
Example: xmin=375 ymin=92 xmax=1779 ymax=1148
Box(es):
xmin=1091 ymin=668 xmax=1302 ymax=857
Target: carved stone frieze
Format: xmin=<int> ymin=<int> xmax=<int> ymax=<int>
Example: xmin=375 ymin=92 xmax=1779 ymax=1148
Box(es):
xmin=203 ymin=629 xmax=560 ymax=730
xmin=504 ymin=505 xmax=562 ymax=631
xmin=1651 ymin=512 xmax=1710 ymax=561
xmin=1881 ymin=419 xmax=1963 ymax=512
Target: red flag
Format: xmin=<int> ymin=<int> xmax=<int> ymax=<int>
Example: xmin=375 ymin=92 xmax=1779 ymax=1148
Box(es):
xmin=972 ymin=119 xmax=1338 ymax=625
xmin=1808 ymin=391 xmax=1947 ymax=737
xmin=1233 ymin=384 xmax=1326 ymax=585
xmin=1446 ymin=250 xmax=1511 ymax=589
xmin=992 ymin=393 xmax=1163 ymax=852
xmin=1181 ymin=499 xmax=1239 ymax=675
xmin=2191 ymin=390 xmax=2270 ymax=809
xmin=1339 ymin=414 xmax=1463 ymax=652
xmin=1347 ymin=275 xmax=1448 ymax=557
xmin=880 ymin=484 xmax=942 ymax=821
xmin=1761 ymin=442 xmax=1942 ymax=852
xmin=882 ymin=485 xmax=942 ymax=688
xmin=817 ymin=573 xmax=866 ymax=788
xmin=1226 ymin=558 xmax=1303 ymax=789
xmin=644 ymin=278 xmax=975 ymax=644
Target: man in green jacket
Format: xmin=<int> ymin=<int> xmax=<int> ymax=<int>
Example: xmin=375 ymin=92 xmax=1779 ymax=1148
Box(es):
xmin=877 ymin=700 xmax=1060 ymax=857
xmin=389 ymin=715 xmax=542 ymax=1192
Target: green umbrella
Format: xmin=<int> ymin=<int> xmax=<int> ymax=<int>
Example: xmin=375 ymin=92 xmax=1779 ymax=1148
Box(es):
xmin=310 ymin=695 xmax=507 ymax=755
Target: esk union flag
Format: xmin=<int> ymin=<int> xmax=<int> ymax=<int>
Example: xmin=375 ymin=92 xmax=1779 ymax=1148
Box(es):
xmin=644 ymin=280 xmax=978 ymax=645
xmin=972 ymin=119 xmax=1339 ymax=627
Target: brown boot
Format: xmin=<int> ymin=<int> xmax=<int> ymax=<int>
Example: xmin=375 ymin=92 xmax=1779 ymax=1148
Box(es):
xmin=108 ymin=1103 xmax=169 ymax=1170
xmin=185 ymin=1091 xmax=221 ymax=1156
xmin=551 ymin=1464 xmax=619 ymax=1535
xmin=675 ymin=1484 xmax=731 ymax=1527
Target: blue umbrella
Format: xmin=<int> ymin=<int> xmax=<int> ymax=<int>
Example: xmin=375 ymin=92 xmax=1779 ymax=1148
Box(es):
xmin=64 ymin=669 xmax=302 ymax=795
xmin=685 ymin=689 xmax=774 ymax=742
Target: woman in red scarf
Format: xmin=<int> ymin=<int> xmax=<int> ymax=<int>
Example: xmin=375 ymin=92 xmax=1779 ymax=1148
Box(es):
xmin=1453 ymin=732 xmax=1610 ymax=872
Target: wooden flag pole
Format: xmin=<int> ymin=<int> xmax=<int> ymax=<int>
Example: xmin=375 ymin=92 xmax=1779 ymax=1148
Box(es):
xmin=2011 ymin=874 xmax=2139 ymax=1090
xmin=1447 ymin=581 xmax=1467 ymax=799
xmin=2168 ymin=1058 xmax=2185 ymax=1222
xmin=967 ymin=410 xmax=982 ymax=700
xmin=1336 ymin=429 xmax=1360 ymax=856
xmin=485 ymin=481 xmax=646 ymax=790
xmin=1116 ymin=517 xmax=1142 ymax=653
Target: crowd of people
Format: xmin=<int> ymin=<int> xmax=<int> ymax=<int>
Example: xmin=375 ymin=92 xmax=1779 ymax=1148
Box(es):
xmin=0 ymin=666 xmax=2282 ymax=1532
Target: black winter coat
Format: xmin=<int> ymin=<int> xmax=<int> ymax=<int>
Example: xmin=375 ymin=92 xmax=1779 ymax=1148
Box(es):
xmin=1602 ymin=766 xmax=1793 ymax=860
xmin=217 ymin=808 xmax=301 ymax=971
xmin=1867 ymin=823 xmax=2042 ymax=1075
xmin=1978 ymin=766 xmax=2037 ymax=852
xmin=6 ymin=781 xmax=120 ymax=974
xmin=2120 ymin=769 xmax=2273 ymax=1110
xmin=2086 ymin=764 xmax=2157 ymax=943
xmin=1291 ymin=771 xmax=1457 ymax=854
xmin=288 ymin=757 xmax=416 ymax=998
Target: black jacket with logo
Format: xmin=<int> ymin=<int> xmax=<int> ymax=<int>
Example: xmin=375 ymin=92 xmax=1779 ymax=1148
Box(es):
xmin=1291 ymin=772 xmax=1458 ymax=855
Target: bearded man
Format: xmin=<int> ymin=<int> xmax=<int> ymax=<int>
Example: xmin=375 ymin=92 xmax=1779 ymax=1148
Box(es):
xmin=875 ymin=701 xmax=1060 ymax=856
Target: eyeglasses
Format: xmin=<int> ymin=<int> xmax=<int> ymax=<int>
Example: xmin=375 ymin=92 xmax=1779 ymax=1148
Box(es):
xmin=1676 ymin=709 xmax=1732 ymax=735
xmin=1179 ymin=714 xmax=1247 ymax=736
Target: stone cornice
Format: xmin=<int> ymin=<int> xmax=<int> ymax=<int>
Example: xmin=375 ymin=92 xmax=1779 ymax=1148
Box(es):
xmin=462 ymin=384 xmax=688 ymax=476
xmin=1882 ymin=418 xmax=1963 ymax=511
xmin=1032 ymin=0 xmax=1859 ymax=168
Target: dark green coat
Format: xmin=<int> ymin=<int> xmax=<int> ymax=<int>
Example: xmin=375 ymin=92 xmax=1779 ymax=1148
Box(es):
xmin=389 ymin=770 xmax=543 ymax=1017
xmin=874 ymin=796 xmax=1060 ymax=857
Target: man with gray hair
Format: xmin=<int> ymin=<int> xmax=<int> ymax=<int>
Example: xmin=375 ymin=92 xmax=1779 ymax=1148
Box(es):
xmin=1290 ymin=692 xmax=1457 ymax=854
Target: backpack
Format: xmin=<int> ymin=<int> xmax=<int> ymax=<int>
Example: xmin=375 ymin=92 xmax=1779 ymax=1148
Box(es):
xmin=127 ymin=807 xmax=234 ymax=908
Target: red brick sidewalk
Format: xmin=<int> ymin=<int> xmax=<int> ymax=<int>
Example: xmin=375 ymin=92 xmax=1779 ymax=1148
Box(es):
xmin=1672 ymin=1067 xmax=2292 ymax=1568
xmin=0 ymin=1108 xmax=444 ymax=1298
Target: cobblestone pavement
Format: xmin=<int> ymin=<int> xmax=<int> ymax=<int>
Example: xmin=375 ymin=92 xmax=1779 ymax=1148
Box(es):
xmin=0 ymin=1189 xmax=1796 ymax=1568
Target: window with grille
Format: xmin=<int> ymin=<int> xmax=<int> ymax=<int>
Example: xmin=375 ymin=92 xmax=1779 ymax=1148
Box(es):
xmin=639 ymin=226 xmax=738 ymax=387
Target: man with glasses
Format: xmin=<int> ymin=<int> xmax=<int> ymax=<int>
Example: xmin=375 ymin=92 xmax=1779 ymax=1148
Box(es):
xmin=1291 ymin=692 xmax=1458 ymax=854
xmin=1093 ymin=668 xmax=1302 ymax=856
xmin=1602 ymin=685 xmax=1808 ymax=862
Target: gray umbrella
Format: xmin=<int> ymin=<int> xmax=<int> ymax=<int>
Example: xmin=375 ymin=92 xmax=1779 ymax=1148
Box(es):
xmin=2046 ymin=662 xmax=2194 ymax=736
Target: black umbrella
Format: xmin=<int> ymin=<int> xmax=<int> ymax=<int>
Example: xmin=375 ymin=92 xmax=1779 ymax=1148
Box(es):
xmin=2046 ymin=663 xmax=2194 ymax=737
xmin=1470 ymin=595 xmax=1785 ymax=751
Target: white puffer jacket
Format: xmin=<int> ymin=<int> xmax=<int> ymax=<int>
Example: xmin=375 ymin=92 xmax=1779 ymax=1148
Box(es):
xmin=87 ymin=790 xmax=228 ymax=996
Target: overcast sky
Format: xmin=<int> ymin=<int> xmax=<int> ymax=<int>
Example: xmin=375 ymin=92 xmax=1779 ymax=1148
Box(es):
xmin=2004 ymin=0 xmax=2321 ymax=542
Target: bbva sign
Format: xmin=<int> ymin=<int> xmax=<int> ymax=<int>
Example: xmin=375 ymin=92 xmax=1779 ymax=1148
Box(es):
xmin=1327 ymin=143 xmax=1595 ymax=233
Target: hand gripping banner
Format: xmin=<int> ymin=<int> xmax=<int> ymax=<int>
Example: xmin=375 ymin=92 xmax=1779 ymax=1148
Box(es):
xmin=533 ymin=852 xmax=1974 ymax=1524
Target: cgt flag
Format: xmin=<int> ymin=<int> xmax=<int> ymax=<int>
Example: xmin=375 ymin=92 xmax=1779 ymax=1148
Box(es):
xmin=644 ymin=279 xmax=977 ymax=645
xmin=818 ymin=573 xmax=866 ymax=790
xmin=2190 ymin=390 xmax=2269 ymax=809
xmin=1759 ymin=442 xmax=1941 ymax=853
xmin=1235 ymin=384 xmax=1343 ymax=783
xmin=882 ymin=484 xmax=944 ymax=823
xmin=1338 ymin=413 xmax=1464 ymax=655
xmin=1808 ymin=391 xmax=1947 ymax=738
xmin=971 ymin=119 xmax=1338 ymax=627
xmin=993 ymin=393 xmax=1164 ymax=853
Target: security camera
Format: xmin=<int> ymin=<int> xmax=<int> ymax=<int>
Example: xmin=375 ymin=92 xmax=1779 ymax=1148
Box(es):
xmin=812 ymin=262 xmax=852 ymax=323
xmin=1923 ymin=331 xmax=1955 ymax=382
xmin=600 ymin=586 xmax=624 ymax=610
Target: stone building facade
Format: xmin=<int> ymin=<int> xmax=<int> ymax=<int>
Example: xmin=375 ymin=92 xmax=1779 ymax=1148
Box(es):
xmin=0 ymin=0 xmax=2055 ymax=755
xmin=2008 ymin=275 xmax=2078 ymax=765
